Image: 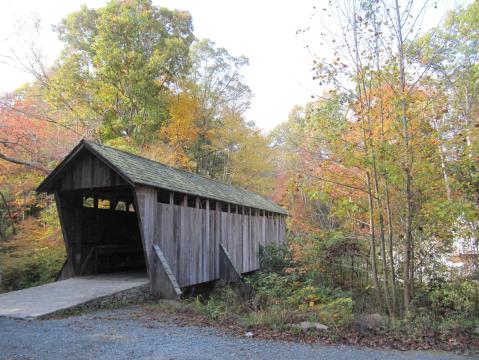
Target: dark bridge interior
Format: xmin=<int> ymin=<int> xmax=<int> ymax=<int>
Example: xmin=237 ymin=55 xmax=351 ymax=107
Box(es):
xmin=58 ymin=186 xmax=146 ymax=276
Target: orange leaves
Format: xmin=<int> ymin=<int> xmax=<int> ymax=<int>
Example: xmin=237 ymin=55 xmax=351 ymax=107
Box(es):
xmin=0 ymin=95 xmax=79 ymax=171
xmin=0 ymin=94 xmax=81 ymax=230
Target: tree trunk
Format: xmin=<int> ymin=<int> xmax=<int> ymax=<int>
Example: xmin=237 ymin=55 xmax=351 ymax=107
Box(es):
xmin=366 ymin=172 xmax=381 ymax=300
xmin=384 ymin=183 xmax=398 ymax=315
xmin=0 ymin=191 xmax=16 ymax=235
xmin=394 ymin=0 xmax=414 ymax=312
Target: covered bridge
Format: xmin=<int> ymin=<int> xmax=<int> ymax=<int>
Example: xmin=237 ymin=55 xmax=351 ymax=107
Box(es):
xmin=37 ymin=140 xmax=287 ymax=298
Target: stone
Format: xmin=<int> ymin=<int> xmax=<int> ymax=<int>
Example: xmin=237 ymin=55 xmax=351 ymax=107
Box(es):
xmin=290 ymin=321 xmax=328 ymax=331
xmin=244 ymin=331 xmax=254 ymax=337
xmin=356 ymin=313 xmax=384 ymax=331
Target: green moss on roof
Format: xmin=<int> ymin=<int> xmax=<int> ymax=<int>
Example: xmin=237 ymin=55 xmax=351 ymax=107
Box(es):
xmin=85 ymin=141 xmax=287 ymax=215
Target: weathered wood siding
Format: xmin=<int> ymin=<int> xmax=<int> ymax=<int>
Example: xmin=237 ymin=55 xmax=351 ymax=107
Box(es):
xmin=55 ymin=149 xmax=127 ymax=191
xmin=135 ymin=185 xmax=286 ymax=289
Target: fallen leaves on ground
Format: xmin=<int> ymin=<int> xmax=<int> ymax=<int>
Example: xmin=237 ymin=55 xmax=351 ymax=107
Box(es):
xmin=131 ymin=303 xmax=479 ymax=357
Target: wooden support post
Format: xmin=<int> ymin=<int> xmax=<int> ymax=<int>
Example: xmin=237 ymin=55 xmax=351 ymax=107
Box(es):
xmin=152 ymin=244 xmax=182 ymax=299
xmin=205 ymin=199 xmax=210 ymax=282
xmin=54 ymin=192 xmax=75 ymax=280
xmin=219 ymin=243 xmax=242 ymax=283
xmin=216 ymin=201 xmax=221 ymax=277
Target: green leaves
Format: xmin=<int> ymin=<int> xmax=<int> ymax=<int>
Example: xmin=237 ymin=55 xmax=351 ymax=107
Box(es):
xmin=50 ymin=0 xmax=194 ymax=144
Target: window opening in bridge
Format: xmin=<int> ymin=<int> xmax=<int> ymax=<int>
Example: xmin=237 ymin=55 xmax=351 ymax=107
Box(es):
xmin=115 ymin=201 xmax=127 ymax=211
xmin=83 ymin=196 xmax=94 ymax=208
xmin=157 ymin=190 xmax=170 ymax=204
xmin=98 ymin=199 xmax=110 ymax=209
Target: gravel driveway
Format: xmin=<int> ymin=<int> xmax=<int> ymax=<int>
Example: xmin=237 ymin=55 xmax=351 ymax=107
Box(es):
xmin=0 ymin=307 xmax=471 ymax=360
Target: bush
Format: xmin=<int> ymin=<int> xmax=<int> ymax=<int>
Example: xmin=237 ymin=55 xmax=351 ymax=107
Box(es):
xmin=247 ymin=271 xmax=297 ymax=306
xmin=194 ymin=295 xmax=227 ymax=321
xmin=408 ymin=280 xmax=479 ymax=333
xmin=259 ymin=243 xmax=293 ymax=274
xmin=247 ymin=265 xmax=354 ymax=329
xmin=193 ymin=286 xmax=247 ymax=321
xmin=241 ymin=305 xmax=300 ymax=330
xmin=428 ymin=280 xmax=479 ymax=318
xmin=316 ymin=297 xmax=354 ymax=328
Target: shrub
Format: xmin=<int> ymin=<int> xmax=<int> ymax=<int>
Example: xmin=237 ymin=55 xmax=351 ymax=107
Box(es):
xmin=241 ymin=305 xmax=300 ymax=330
xmin=194 ymin=295 xmax=226 ymax=321
xmin=247 ymin=272 xmax=281 ymax=303
xmin=193 ymin=286 xmax=247 ymax=321
xmin=316 ymin=297 xmax=354 ymax=328
xmin=259 ymin=243 xmax=293 ymax=274
xmin=428 ymin=280 xmax=479 ymax=318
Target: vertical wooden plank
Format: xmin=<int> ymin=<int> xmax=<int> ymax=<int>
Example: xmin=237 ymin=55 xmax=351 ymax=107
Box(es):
xmin=220 ymin=205 xmax=225 ymax=279
xmin=267 ymin=212 xmax=272 ymax=244
xmin=54 ymin=192 xmax=75 ymax=278
xmin=216 ymin=201 xmax=221 ymax=278
xmin=253 ymin=212 xmax=258 ymax=270
xmin=231 ymin=207 xmax=238 ymax=270
xmin=134 ymin=186 xmax=157 ymax=278
xmin=182 ymin=195 xmax=189 ymax=286
xmin=174 ymin=203 xmax=182 ymax=284
xmin=242 ymin=208 xmax=248 ymax=273
xmin=154 ymin=202 xmax=162 ymax=254
xmin=252 ymin=208 xmax=257 ymax=272
xmin=80 ymin=153 xmax=91 ymax=188
xmin=205 ymin=199 xmax=210 ymax=282
xmin=271 ymin=214 xmax=277 ymax=244
xmin=275 ymin=214 xmax=280 ymax=245
xmin=249 ymin=209 xmax=253 ymax=272
xmin=156 ymin=201 xmax=175 ymax=276
xmin=262 ymin=211 xmax=266 ymax=246
xmin=235 ymin=207 xmax=242 ymax=273
xmin=167 ymin=200 xmax=175 ymax=274
xmin=193 ymin=204 xmax=200 ymax=284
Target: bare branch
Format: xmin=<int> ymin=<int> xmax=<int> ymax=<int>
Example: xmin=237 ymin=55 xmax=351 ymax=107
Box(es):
xmin=0 ymin=152 xmax=49 ymax=174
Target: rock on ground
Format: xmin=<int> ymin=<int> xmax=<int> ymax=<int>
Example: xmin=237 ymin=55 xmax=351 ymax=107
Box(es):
xmin=290 ymin=321 xmax=329 ymax=331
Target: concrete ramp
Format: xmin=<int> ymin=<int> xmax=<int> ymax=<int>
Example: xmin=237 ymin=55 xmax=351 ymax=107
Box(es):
xmin=0 ymin=272 xmax=149 ymax=319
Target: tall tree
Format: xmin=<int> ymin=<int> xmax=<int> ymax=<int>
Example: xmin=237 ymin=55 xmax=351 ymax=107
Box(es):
xmin=45 ymin=0 xmax=194 ymax=145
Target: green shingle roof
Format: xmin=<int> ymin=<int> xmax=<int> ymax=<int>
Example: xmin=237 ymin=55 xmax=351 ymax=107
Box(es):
xmin=84 ymin=141 xmax=286 ymax=214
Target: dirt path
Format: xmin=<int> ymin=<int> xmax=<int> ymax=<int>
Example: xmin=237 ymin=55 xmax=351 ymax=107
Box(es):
xmin=0 ymin=307 xmax=471 ymax=360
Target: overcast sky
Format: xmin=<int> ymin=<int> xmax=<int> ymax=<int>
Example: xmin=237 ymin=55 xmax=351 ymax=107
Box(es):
xmin=0 ymin=0 xmax=470 ymax=131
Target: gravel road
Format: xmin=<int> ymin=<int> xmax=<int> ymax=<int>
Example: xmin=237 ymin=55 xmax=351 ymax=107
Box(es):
xmin=0 ymin=307 xmax=472 ymax=360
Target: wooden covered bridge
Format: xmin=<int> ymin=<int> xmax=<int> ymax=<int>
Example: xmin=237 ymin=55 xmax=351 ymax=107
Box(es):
xmin=37 ymin=140 xmax=287 ymax=298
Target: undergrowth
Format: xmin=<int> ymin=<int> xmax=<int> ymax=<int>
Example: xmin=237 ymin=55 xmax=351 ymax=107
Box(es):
xmin=154 ymin=243 xmax=479 ymax=352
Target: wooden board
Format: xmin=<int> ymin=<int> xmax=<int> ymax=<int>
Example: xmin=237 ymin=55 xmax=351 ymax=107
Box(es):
xmin=135 ymin=186 xmax=286 ymax=289
xmin=55 ymin=149 xmax=127 ymax=191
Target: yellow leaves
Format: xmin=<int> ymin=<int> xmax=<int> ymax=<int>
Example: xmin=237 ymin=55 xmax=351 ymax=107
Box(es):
xmin=165 ymin=91 xmax=200 ymax=143
xmin=212 ymin=111 xmax=276 ymax=195
xmin=144 ymin=141 xmax=193 ymax=170
xmin=157 ymin=90 xmax=201 ymax=168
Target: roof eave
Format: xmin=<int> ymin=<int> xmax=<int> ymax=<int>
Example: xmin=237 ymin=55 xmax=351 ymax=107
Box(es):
xmin=36 ymin=139 xmax=136 ymax=194
xmin=36 ymin=140 xmax=87 ymax=193
xmin=133 ymin=180 xmax=288 ymax=215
